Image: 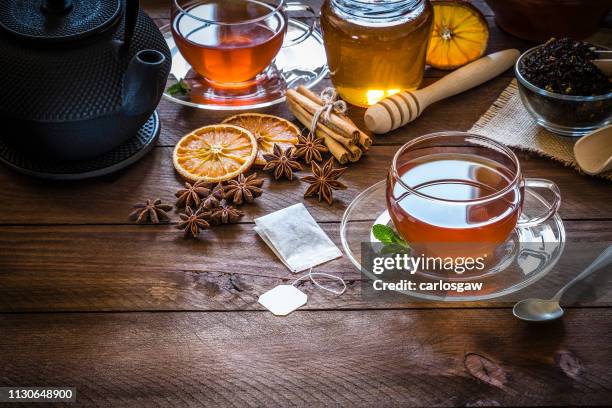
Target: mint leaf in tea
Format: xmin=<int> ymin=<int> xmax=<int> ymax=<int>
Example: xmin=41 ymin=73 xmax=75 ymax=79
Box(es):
xmin=372 ymin=224 xmax=408 ymax=248
xmin=166 ymin=79 xmax=191 ymax=96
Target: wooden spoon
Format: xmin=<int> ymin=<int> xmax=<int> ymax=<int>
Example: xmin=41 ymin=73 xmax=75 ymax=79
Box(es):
xmin=364 ymin=49 xmax=520 ymax=134
xmin=574 ymin=124 xmax=612 ymax=175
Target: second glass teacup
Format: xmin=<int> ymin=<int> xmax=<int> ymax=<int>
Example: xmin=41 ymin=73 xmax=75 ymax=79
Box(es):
xmin=171 ymin=0 xmax=314 ymax=87
xmin=386 ymin=132 xmax=561 ymax=258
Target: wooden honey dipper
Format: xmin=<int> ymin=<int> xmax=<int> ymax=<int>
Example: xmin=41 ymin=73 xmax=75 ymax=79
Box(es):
xmin=364 ymin=49 xmax=520 ymax=134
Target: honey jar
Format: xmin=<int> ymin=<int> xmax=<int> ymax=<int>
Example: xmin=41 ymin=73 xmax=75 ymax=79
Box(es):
xmin=320 ymin=0 xmax=434 ymax=107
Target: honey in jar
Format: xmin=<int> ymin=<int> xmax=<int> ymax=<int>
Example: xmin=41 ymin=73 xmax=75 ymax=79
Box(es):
xmin=320 ymin=0 xmax=434 ymax=107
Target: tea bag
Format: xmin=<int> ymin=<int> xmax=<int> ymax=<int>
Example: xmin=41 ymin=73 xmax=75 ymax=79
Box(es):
xmin=255 ymin=204 xmax=345 ymax=316
xmin=254 ymin=203 xmax=342 ymax=273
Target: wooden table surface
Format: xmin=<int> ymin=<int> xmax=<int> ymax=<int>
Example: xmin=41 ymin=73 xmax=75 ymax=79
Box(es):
xmin=1 ymin=1 xmax=612 ymax=406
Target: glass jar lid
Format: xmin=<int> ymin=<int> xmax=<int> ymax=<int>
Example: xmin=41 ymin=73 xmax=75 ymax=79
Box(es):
xmin=331 ymin=0 xmax=425 ymax=25
xmin=0 ymin=0 xmax=121 ymax=44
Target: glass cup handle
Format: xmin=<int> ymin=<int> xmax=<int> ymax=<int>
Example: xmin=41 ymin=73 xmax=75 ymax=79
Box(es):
xmin=282 ymin=2 xmax=317 ymax=47
xmin=517 ymin=178 xmax=562 ymax=228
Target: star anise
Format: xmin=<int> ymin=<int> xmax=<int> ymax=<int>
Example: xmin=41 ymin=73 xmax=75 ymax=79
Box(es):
xmin=294 ymin=133 xmax=328 ymax=164
xmin=302 ymin=158 xmax=347 ymax=205
xmin=209 ymin=200 xmax=244 ymax=225
xmin=263 ymin=144 xmax=302 ymax=180
xmin=129 ymin=199 xmax=173 ymax=224
xmin=202 ymin=183 xmax=225 ymax=209
xmin=177 ymin=206 xmax=210 ymax=238
xmin=224 ymin=173 xmax=264 ymax=205
xmin=175 ymin=180 xmax=211 ymax=209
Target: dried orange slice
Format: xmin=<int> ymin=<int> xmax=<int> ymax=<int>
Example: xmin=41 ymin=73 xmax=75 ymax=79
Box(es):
xmin=426 ymin=0 xmax=489 ymax=70
xmin=173 ymin=124 xmax=258 ymax=183
xmin=222 ymin=113 xmax=300 ymax=166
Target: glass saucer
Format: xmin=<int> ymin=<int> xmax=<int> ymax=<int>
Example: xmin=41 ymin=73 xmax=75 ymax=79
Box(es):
xmin=161 ymin=19 xmax=328 ymax=110
xmin=340 ymin=180 xmax=566 ymax=301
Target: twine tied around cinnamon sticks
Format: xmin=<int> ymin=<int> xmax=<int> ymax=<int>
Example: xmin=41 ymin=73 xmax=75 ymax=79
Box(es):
xmin=309 ymin=87 xmax=348 ymax=136
xmin=286 ymin=86 xmax=372 ymax=165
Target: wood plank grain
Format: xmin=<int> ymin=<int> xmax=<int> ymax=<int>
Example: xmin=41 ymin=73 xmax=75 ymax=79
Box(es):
xmin=1 ymin=309 xmax=611 ymax=407
xmin=0 ymin=221 xmax=610 ymax=312
xmin=1 ymin=142 xmax=609 ymax=225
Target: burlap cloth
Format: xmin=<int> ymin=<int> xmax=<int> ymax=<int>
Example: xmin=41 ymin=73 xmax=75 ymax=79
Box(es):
xmin=468 ymin=79 xmax=611 ymax=181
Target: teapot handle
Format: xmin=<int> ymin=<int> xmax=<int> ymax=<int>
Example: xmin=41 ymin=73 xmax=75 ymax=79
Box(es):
xmin=123 ymin=0 xmax=140 ymax=50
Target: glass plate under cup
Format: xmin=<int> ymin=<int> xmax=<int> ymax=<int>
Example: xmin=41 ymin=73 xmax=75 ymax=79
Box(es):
xmin=340 ymin=180 xmax=566 ymax=301
xmin=161 ymin=19 xmax=328 ymax=110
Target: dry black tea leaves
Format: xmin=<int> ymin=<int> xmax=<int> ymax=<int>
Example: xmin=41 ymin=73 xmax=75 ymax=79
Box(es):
xmin=177 ymin=206 xmax=210 ymax=238
xmin=129 ymin=199 xmax=173 ymax=224
xmin=520 ymin=38 xmax=611 ymax=96
xmin=263 ymin=144 xmax=302 ymax=180
xmin=175 ymin=180 xmax=211 ymax=209
xmin=224 ymin=173 xmax=264 ymax=205
xmin=209 ymin=200 xmax=244 ymax=225
xmin=302 ymin=158 xmax=347 ymax=205
xmin=294 ymin=133 xmax=328 ymax=164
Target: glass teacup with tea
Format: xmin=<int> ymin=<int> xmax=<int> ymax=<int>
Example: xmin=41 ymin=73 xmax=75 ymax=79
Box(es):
xmin=171 ymin=0 xmax=314 ymax=92
xmin=386 ymin=132 xmax=561 ymax=259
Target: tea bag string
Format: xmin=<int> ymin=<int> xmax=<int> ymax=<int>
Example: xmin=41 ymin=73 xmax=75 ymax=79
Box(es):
xmin=292 ymin=268 xmax=347 ymax=296
xmin=310 ymin=87 xmax=348 ymax=136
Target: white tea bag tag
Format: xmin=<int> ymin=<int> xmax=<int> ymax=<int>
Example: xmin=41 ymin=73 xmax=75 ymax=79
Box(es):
xmin=258 ymin=285 xmax=307 ymax=316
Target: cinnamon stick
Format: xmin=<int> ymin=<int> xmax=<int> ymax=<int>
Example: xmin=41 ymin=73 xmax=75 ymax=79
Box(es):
xmin=297 ymin=85 xmax=325 ymax=106
xmin=357 ymin=131 xmax=372 ymax=150
xmin=342 ymin=118 xmax=372 ymax=150
xmin=286 ymin=89 xmax=361 ymax=142
xmin=323 ymin=136 xmax=350 ymax=165
xmin=347 ymin=144 xmax=362 ymax=162
xmin=288 ymin=100 xmax=357 ymax=150
xmin=288 ymin=101 xmax=350 ymax=164
xmin=287 ymin=95 xmax=358 ymax=145
xmin=297 ymin=86 xmax=372 ymax=150
xmin=341 ymin=113 xmax=372 ymax=150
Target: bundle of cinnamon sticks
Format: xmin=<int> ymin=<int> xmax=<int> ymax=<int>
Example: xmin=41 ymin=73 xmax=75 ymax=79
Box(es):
xmin=286 ymin=86 xmax=372 ymax=165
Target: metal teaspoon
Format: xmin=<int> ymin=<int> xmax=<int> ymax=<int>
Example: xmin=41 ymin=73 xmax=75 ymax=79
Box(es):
xmin=513 ymin=245 xmax=612 ymax=322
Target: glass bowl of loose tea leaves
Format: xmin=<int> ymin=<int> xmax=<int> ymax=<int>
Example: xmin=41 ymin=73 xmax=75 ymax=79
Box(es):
xmin=515 ymin=38 xmax=612 ymax=137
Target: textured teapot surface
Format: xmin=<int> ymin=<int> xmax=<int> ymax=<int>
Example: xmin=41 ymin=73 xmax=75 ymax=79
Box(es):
xmin=0 ymin=5 xmax=171 ymax=123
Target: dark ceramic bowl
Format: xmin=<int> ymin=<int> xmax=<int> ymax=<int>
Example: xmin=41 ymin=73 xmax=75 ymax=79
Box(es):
xmin=485 ymin=0 xmax=611 ymax=42
xmin=515 ymin=45 xmax=612 ymax=137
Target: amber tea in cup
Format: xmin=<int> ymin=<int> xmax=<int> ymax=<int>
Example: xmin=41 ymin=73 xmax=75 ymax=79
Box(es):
xmin=172 ymin=0 xmax=288 ymax=84
xmin=386 ymin=132 xmax=561 ymax=257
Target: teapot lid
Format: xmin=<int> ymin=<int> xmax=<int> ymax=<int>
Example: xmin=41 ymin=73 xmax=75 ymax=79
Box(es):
xmin=0 ymin=0 xmax=121 ymax=44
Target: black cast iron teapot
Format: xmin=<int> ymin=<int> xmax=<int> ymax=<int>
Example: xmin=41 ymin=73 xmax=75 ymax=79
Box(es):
xmin=0 ymin=0 xmax=171 ymax=160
